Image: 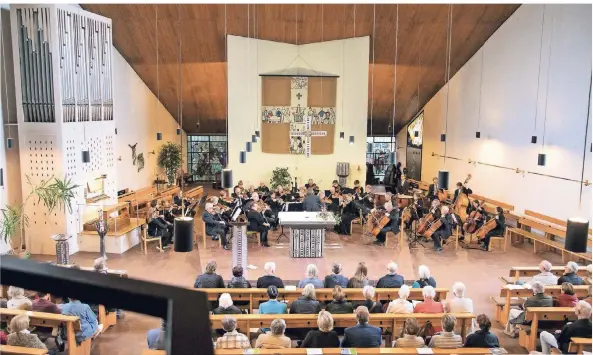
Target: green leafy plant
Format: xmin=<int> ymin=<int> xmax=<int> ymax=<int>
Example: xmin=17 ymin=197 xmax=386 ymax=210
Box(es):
xmin=157 ymin=142 xmax=183 ymax=185
xmin=269 ymin=167 xmax=291 ymax=190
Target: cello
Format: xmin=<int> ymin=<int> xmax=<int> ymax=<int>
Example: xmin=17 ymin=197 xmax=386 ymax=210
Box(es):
xmin=417 ymin=214 xmax=435 ymax=234
xmin=423 ymin=218 xmax=443 ymax=238
xmin=476 ymin=217 xmax=497 ymax=240
xmin=463 ymin=208 xmax=483 ymax=234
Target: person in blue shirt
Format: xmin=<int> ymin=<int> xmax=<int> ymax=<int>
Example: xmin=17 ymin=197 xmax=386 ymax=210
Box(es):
xmin=412 ymin=265 xmax=437 ymax=288
xmin=259 ymin=286 xmax=288 ymax=314
xmin=324 ymin=262 xmax=349 ymax=289
xmin=61 ymin=298 xmax=102 ymax=343
xmin=146 ymin=319 xmax=166 ymax=350
xmin=298 ymin=264 xmax=325 ymax=288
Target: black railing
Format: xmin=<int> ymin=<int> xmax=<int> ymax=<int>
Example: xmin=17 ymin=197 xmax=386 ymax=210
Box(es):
xmin=1 ymin=256 xmax=213 ymax=355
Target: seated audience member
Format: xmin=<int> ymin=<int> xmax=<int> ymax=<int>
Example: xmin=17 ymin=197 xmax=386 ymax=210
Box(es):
xmin=395 ymin=318 xmax=425 ymax=348
xmin=216 ymin=316 xmax=250 ymax=350
xmin=7 ymin=315 xmax=51 ymax=353
xmin=212 ymin=293 xmax=242 ymax=315
xmin=93 ymin=257 xmax=108 ymax=274
xmin=429 ymin=314 xmax=462 ymax=348
xmin=257 ymin=262 xmax=284 ymax=289
xmin=146 ymin=319 xmax=166 ymax=350
xmin=7 ymin=287 xmax=32 ymax=310
xmin=194 ymin=261 xmax=225 ymax=288
xmin=554 ymin=282 xmax=578 ymax=307
xmin=61 ymin=298 xmax=102 ymax=342
xmin=326 ymin=286 xmax=354 ymax=314
xmin=522 ymin=260 xmax=558 ymax=286
xmin=32 ymin=292 xmax=60 ymax=313
xmin=228 ymin=266 xmax=251 ymax=288
xmin=464 ymin=314 xmax=499 ymax=348
xmin=412 ymin=265 xmax=437 ymax=288
xmin=585 ymin=264 xmax=592 ymax=285
xmin=341 ymin=306 xmax=382 ymax=348
xmin=445 ymin=282 xmax=473 ymax=313
xmin=348 ymin=262 xmax=370 ymax=288
xmin=255 ymin=318 xmax=291 ymax=349
xmin=202 ymin=203 xmax=229 ymax=250
xmin=539 ymin=301 xmax=592 ymax=354
xmin=558 ymin=261 xmax=584 ymax=285
xmin=386 ymin=285 xmax=414 ymax=314
xmin=508 ymin=281 xmax=552 ymax=326
xmin=359 ymin=286 xmax=383 ymax=314
xmin=324 ymin=262 xmax=349 ymax=288
xmin=301 ymin=311 xmax=341 ymax=348
xmin=259 ymin=286 xmax=288 ymax=314
xmin=376 ymin=261 xmax=404 ymax=288
xmin=585 ymin=285 xmax=593 ymax=305
xmin=414 ymin=286 xmax=444 ymax=313
xmin=290 ymin=284 xmax=322 ymax=314
xmin=298 ymin=264 xmax=324 ymax=289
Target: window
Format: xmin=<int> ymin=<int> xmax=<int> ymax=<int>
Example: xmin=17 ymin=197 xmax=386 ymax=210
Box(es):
xmin=186 ymin=135 xmax=227 ymax=182
xmin=366 ymin=136 xmax=395 ymax=182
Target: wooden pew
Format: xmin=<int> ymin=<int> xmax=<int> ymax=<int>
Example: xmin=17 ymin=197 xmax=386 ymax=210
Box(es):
xmin=569 ymin=337 xmax=592 ymax=354
xmin=143 ymin=348 xmax=498 ymax=355
xmin=0 ymin=345 xmax=48 ymax=355
xmin=505 ymin=265 xmax=589 ymax=284
xmin=521 ymin=307 xmax=577 ymax=352
xmin=492 ymin=285 xmax=590 ymax=324
xmin=0 ymin=308 xmax=90 ymax=355
xmin=525 ymin=210 xmax=593 ymax=236
xmin=184 ymin=185 xmax=204 ymax=200
xmin=199 ymin=287 xmax=449 ymax=312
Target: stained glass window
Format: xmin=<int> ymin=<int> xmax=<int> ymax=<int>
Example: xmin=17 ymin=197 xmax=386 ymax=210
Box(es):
xmin=187 ymin=135 xmax=227 ymax=182
xmin=366 ymin=136 xmax=396 ymax=182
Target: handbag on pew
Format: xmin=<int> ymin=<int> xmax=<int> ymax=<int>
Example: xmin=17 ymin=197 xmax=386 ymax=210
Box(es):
xmin=418 ymin=320 xmax=436 ymax=346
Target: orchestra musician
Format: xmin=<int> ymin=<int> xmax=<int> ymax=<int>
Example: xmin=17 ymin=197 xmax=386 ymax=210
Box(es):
xmin=303 ymin=188 xmax=322 ymax=212
xmin=427 ymin=177 xmax=440 ymax=201
xmin=247 ymin=185 xmax=256 ymax=198
xmin=202 ymin=203 xmax=230 ymax=250
xmin=257 ymin=181 xmax=270 ymax=195
xmin=337 ymin=194 xmax=358 ymax=235
xmin=246 ymin=201 xmax=271 ymax=247
xmin=353 ymin=180 xmax=364 ymax=196
xmin=426 ymin=199 xmax=442 ymax=221
xmin=466 ymin=200 xmax=485 ymax=227
xmin=397 ymin=174 xmax=410 ymax=195
xmin=453 ymin=181 xmax=472 ymax=203
xmin=431 ymin=206 xmax=454 ymax=252
xmin=395 ymin=162 xmax=403 ymax=187
xmin=233 ymin=180 xmax=245 ymax=194
xmin=265 ymin=192 xmax=283 ymax=216
xmin=412 ymin=193 xmax=425 ymax=219
xmin=481 ymin=207 xmax=506 ymax=251
xmin=305 ymin=178 xmax=317 ymax=189
xmin=219 ymin=190 xmax=233 ymax=207
xmin=147 ymin=200 xmax=172 ymax=247
xmin=332 ymin=180 xmax=342 ymax=192
xmin=276 ymin=185 xmax=287 ymax=200
xmin=252 ymin=192 xmax=278 ymax=229
xmin=374 ymin=201 xmax=399 ymax=245
xmin=232 ymin=186 xmax=247 ymax=201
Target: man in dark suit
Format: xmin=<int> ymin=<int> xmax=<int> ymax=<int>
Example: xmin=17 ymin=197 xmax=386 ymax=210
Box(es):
xmin=453 ymin=181 xmax=473 ymax=204
xmin=431 ymin=206 xmax=453 ymax=252
xmin=246 ymin=204 xmax=271 ymax=247
xmin=303 ymin=189 xmax=322 ymax=212
xmin=376 ymin=261 xmax=404 ymax=288
xmin=427 ymin=177 xmax=439 ymax=200
xmin=341 ymin=307 xmax=382 ymax=348
xmin=540 ymin=301 xmax=592 ymax=354
xmin=397 ymin=174 xmax=410 ymax=195
xmin=374 ymin=202 xmax=399 ymax=245
xmin=202 ymin=203 xmax=229 ymax=250
xmin=256 ymin=181 xmax=270 ymax=195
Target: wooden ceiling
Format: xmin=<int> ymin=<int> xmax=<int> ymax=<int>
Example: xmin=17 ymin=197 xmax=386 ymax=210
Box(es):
xmin=81 ymin=4 xmax=519 ymax=134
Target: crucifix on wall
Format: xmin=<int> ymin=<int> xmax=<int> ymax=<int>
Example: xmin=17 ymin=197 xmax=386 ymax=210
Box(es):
xmin=290 ymin=116 xmax=328 ymax=157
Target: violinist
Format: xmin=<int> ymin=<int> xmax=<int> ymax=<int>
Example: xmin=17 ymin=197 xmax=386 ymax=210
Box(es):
xmin=203 ymin=202 xmax=230 ymax=250
xmin=147 ymin=200 xmax=172 ymax=247
xmin=427 ymin=177 xmax=440 ymax=201
xmin=303 ymin=188 xmax=322 ymax=212
xmin=326 ymin=186 xmax=341 ymax=214
xmin=257 ymin=181 xmax=270 ymax=195
xmin=276 ymin=185 xmax=287 ymax=200
xmin=337 ymin=194 xmax=358 ymax=235
xmin=232 ymin=186 xmax=247 ymax=201
xmin=247 ymin=185 xmax=256 ymax=198
xmin=362 ymin=185 xmax=375 ymax=210
xmin=219 ymin=190 xmax=232 ymax=207
xmin=431 ymin=206 xmax=453 ymax=252
xmin=332 ymin=180 xmax=342 ymax=192
xmin=266 ymin=192 xmax=283 ymax=216
xmin=353 ymin=180 xmax=364 ymax=196
xmin=374 ymin=201 xmax=399 ymax=246
xmin=173 ymin=191 xmax=191 ymax=209
xmin=481 ymin=207 xmax=506 ymax=251
xmin=412 ymin=192 xmax=425 ymax=219
xmin=233 ymin=180 xmax=245 ymax=194
xmin=246 ymin=201 xmax=271 ymax=247
xmin=397 ymin=174 xmax=410 ymax=195
xmin=305 ymin=178 xmax=316 ymax=189
xmin=252 ymin=192 xmax=278 ymax=229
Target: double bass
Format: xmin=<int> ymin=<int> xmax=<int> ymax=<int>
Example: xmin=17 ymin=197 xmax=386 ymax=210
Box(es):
xmin=454 ymin=174 xmax=472 ymax=221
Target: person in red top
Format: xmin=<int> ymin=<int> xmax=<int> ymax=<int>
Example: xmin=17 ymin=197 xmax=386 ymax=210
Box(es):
xmin=414 ymin=286 xmax=444 ymax=313
xmin=32 ymin=292 xmax=61 ymax=314
xmin=554 ymin=282 xmax=579 ymax=307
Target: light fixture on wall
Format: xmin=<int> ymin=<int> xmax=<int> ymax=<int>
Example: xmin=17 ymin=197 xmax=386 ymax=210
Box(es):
xmin=176 ymin=127 xmax=181 ymax=135
xmin=239 ymin=151 xmax=246 ymax=164
xmin=251 ymin=134 xmax=257 ymax=143
xmin=349 ymin=136 xmax=354 ymax=145
xmin=246 ymin=141 xmax=252 ymax=152
xmin=440 ymin=133 xmax=446 ymax=142
xmin=340 ymin=132 xmax=344 ymax=140
xmin=156 ymin=132 xmax=162 ymax=141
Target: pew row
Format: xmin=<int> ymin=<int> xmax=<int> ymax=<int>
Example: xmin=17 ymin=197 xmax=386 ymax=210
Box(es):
xmin=0 ymin=308 xmax=90 ymax=355
xmin=520 ymin=307 xmax=577 ymax=352
xmin=502 ymin=265 xmax=589 ymax=284
xmin=143 ymin=348 xmax=498 ymax=355
xmin=569 ymin=337 xmax=593 ymax=354
xmin=0 ymin=345 xmax=48 ymax=355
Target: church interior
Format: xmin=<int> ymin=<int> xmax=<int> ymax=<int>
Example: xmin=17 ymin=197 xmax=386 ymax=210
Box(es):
xmin=0 ymin=3 xmax=592 ymax=355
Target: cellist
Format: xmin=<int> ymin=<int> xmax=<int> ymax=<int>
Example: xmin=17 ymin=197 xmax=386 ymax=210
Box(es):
xmin=431 ymin=206 xmax=454 ymax=252
xmin=480 ymin=207 xmax=506 ymax=251
xmin=374 ymin=201 xmax=399 ymax=246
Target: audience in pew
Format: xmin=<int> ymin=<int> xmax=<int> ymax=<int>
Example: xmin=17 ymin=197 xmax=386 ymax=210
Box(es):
xmin=464 ymin=314 xmax=499 ymax=348
xmin=212 ymin=293 xmax=242 ymax=315
xmin=414 ymin=286 xmax=444 ymax=314
xmin=585 ymin=285 xmax=593 ymax=305
xmin=347 ymin=262 xmax=370 ymax=288
xmin=194 ymin=261 xmax=225 ymax=289
xmin=376 ymin=261 xmax=404 ymax=288
xmin=386 ymin=285 xmax=414 ymax=314
xmin=290 ymin=284 xmax=322 ymax=314
xmin=227 ymin=266 xmax=251 ymax=288
xmin=445 ymin=282 xmax=473 ymax=313
xmin=539 ymin=301 xmax=592 ymax=354
xmin=31 ymin=292 xmax=60 ymax=314
xmin=258 ymin=286 xmax=287 ymax=314
xmin=341 ymin=306 xmax=382 ymax=348
xmin=255 ymin=318 xmax=292 ymax=349
xmin=298 ymin=264 xmax=324 ymax=289
xmin=7 ymin=287 xmax=32 ymax=310
xmin=585 ymin=264 xmax=592 ymax=285
xmin=428 ymin=314 xmax=463 ymax=349
xmin=324 ymin=262 xmax=349 ymax=288
xmin=61 ymin=297 xmax=103 ymax=343
xmin=325 ymin=286 xmax=354 ymax=314
xmin=524 ymin=260 xmax=558 ymax=286
xmin=412 ymin=265 xmax=437 ymax=288
xmin=146 ymin=319 xmax=166 ymax=351
xmin=554 ymin=282 xmax=578 ymax=307
xmin=6 ymin=314 xmax=52 ymax=354
xmin=558 ymin=261 xmax=584 ymax=285
xmin=257 ymin=262 xmax=285 ymax=289
xmin=507 ymin=281 xmax=552 ymax=330
xmin=300 ymin=311 xmax=341 ymax=348
xmin=216 ymin=316 xmax=251 ymax=350
xmin=395 ymin=318 xmax=425 ymax=348
xmin=93 ymin=257 xmax=108 ymax=274
xmin=359 ymin=286 xmax=383 ymax=314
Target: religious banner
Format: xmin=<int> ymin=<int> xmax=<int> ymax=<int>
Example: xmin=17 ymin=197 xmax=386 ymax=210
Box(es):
xmin=261 ymin=76 xmax=337 ymax=156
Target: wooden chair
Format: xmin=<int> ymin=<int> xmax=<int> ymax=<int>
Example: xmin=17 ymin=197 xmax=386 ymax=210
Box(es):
xmin=141 ymin=224 xmax=163 ymax=255
xmin=520 ymin=307 xmax=577 ymax=352
xmin=201 ymin=221 xmax=222 ymax=249
xmin=488 ymin=232 xmax=507 ymax=252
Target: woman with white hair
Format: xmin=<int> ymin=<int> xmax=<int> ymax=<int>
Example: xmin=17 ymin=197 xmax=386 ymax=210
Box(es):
xmin=558 ymin=261 xmax=584 ymax=285
xmin=256 ymin=261 xmax=284 ymax=288
xmin=298 ymin=264 xmax=324 ymax=288
xmin=93 ymin=257 xmax=108 ymax=274
xmin=212 ymin=293 xmax=242 ymax=315
xmin=255 ymin=318 xmax=292 ymax=348
xmin=290 ymin=284 xmax=322 ymax=314
xmin=386 ymin=285 xmax=413 ymax=314
xmin=523 ymin=260 xmax=558 ymax=286
xmin=445 ymin=282 xmax=473 ymax=313
xmin=412 ymin=265 xmax=437 ymax=288
xmin=6 ymin=287 xmax=32 ymax=310
xmin=300 ymin=311 xmax=341 ymax=348
xmin=539 ymin=301 xmax=592 ymax=354
xmin=359 ymin=286 xmax=383 ymax=313
xmin=584 ymin=264 xmax=592 ymax=285
xmin=414 ymin=286 xmax=444 ymax=313
xmin=6 ymin=314 xmax=49 ymax=351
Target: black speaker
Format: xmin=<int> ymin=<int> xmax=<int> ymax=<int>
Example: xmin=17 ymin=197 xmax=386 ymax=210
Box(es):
xmin=438 ymin=170 xmax=449 ymax=190
xmin=565 ymin=218 xmax=589 ymax=253
xmin=156 ymin=132 xmax=162 ymax=140
xmin=82 ymin=150 xmax=91 ymax=163
xmin=174 ymin=217 xmax=194 ymax=252
xmin=239 ymin=151 xmax=246 ymax=164
xmin=221 ymin=169 xmax=233 ymax=189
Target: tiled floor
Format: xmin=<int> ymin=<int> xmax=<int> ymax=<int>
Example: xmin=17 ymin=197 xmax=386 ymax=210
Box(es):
xmin=30 ymin=213 xmax=569 ymax=355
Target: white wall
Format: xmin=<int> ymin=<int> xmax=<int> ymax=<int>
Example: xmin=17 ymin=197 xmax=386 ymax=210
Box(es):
xmin=409 ymin=4 xmax=591 ymax=220
xmin=228 ymin=35 xmax=369 ymax=188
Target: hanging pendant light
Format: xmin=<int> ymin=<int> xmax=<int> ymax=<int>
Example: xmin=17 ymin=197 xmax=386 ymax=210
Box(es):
xmin=340 ymin=132 xmax=344 ymax=140
xmin=114 ymin=128 xmax=118 ymax=135
xmin=388 ymin=5 xmax=398 ymax=160
xmin=221 ymin=168 xmax=233 ymax=189
xmin=439 ymin=5 xmax=454 ymax=182
xmin=0 ymin=168 xmax=3 ymax=187
xmin=349 ymin=136 xmax=355 ymax=144
xmin=251 ymin=134 xmax=257 ymax=143
xmin=82 ymin=150 xmax=91 ymax=163
xmin=255 ymin=130 xmax=260 ymax=138
xmin=6 ymin=138 xmax=13 ymax=149
xmin=438 ymin=170 xmax=450 ymax=190
xmin=537 ymin=5 xmax=556 ymax=168
xmin=476 ymin=46 xmax=485 ymax=139
xmin=239 ymin=151 xmax=246 ymax=164
xmin=475 ymin=132 xmax=481 ymax=139
xmin=531 ymin=136 xmax=537 ymax=144
xmin=246 ymin=141 xmax=252 ymax=152
xmin=154 ymin=6 xmax=163 ymax=142
xmin=537 ymin=153 xmax=546 ymax=166
xmin=156 ymin=132 xmax=162 ymax=140
xmin=531 ymin=6 xmax=546 ymax=144
xmin=176 ymin=127 xmax=181 ymax=135
xmin=440 ymin=134 xmax=446 ymax=142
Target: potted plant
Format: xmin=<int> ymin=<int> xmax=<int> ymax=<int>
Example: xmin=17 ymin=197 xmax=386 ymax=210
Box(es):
xmin=0 ymin=175 xmax=79 ymax=256
xmin=157 ymin=142 xmax=183 ymax=186
xmin=269 ymin=167 xmax=292 ymax=190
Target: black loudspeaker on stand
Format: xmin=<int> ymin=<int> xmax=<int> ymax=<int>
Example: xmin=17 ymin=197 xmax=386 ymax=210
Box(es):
xmin=174 ymin=217 xmax=194 ymax=252
xmin=565 ymin=218 xmax=589 ymax=253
